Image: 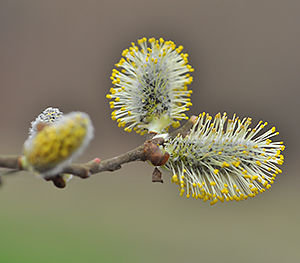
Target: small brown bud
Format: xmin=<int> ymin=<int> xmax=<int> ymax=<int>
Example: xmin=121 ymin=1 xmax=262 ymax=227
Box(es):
xmin=51 ymin=176 xmax=66 ymax=188
xmin=152 ymin=167 xmax=163 ymax=183
xmin=144 ymin=139 xmax=169 ymax=166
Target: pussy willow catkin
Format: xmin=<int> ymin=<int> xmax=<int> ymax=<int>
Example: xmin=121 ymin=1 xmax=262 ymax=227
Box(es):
xmin=164 ymin=112 xmax=284 ymax=205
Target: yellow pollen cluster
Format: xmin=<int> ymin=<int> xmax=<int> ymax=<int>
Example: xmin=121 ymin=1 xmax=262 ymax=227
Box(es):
xmin=24 ymin=113 xmax=90 ymax=174
xmin=165 ymin=112 xmax=285 ymax=205
xmin=106 ymin=37 xmax=194 ymax=134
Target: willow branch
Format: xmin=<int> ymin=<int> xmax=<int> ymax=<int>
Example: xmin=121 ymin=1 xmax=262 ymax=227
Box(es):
xmin=63 ymin=144 xmax=146 ymax=178
xmin=0 ymin=155 xmax=23 ymax=170
xmin=0 ymin=116 xmax=196 ymax=187
xmin=0 ymin=139 xmax=165 ymax=184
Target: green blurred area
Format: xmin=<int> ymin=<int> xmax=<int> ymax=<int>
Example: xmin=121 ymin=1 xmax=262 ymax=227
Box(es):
xmin=1 ymin=163 xmax=299 ymax=263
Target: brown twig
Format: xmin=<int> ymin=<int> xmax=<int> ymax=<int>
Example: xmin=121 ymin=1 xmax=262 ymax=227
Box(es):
xmin=169 ymin=115 xmax=196 ymax=138
xmin=0 ymin=116 xmax=197 ymax=188
xmin=0 ymin=155 xmax=22 ymax=170
xmin=0 ymin=140 xmax=163 ymax=181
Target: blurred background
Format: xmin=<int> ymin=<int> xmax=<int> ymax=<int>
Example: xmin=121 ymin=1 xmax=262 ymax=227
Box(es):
xmin=0 ymin=1 xmax=299 ymax=262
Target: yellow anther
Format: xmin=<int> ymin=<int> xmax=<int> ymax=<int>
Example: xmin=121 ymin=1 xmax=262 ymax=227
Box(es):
xmin=140 ymin=130 xmax=147 ymax=136
xmin=221 ymin=162 xmax=230 ymax=168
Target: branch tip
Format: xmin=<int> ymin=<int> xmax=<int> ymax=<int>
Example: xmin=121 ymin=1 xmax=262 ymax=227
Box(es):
xmin=93 ymin=158 xmax=101 ymax=164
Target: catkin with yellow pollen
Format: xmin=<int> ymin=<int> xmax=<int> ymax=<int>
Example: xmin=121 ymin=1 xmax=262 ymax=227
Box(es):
xmin=23 ymin=111 xmax=94 ymax=178
xmin=107 ymin=37 xmax=194 ymax=135
xmin=164 ymin=112 xmax=285 ymax=205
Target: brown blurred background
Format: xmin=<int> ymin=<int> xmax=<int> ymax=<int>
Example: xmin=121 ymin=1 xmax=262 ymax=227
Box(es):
xmin=0 ymin=1 xmax=299 ymax=262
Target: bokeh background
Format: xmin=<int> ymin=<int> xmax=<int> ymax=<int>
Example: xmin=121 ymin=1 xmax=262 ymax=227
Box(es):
xmin=0 ymin=1 xmax=299 ymax=262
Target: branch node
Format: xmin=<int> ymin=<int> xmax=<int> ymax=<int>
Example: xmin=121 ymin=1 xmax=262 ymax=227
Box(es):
xmin=144 ymin=139 xmax=169 ymax=166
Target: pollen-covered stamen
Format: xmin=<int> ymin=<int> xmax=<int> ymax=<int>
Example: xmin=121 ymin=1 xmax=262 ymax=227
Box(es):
xmin=164 ymin=112 xmax=285 ymax=205
xmin=107 ymin=37 xmax=194 ymax=134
